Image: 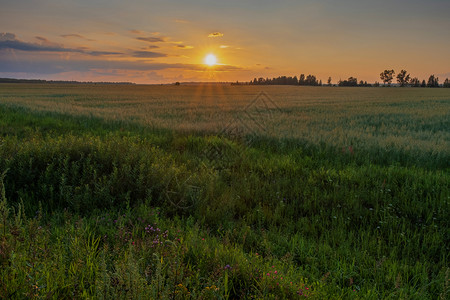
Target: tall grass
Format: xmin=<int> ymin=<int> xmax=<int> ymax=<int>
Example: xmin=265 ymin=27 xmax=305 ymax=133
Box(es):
xmin=0 ymin=85 xmax=449 ymax=298
xmin=1 ymin=84 xmax=449 ymax=169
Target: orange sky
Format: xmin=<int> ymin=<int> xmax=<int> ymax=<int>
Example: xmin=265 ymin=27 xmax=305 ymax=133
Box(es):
xmin=1 ymin=0 xmax=449 ymax=84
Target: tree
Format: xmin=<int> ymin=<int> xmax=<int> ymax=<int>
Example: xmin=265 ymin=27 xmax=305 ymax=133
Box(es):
xmin=427 ymin=75 xmax=439 ymax=87
xmin=396 ymin=70 xmax=411 ymax=87
xmin=410 ymin=77 xmax=420 ymax=87
xmin=338 ymin=77 xmax=358 ymax=87
xmin=299 ymin=74 xmax=305 ymax=86
xmin=305 ymin=74 xmax=318 ymax=86
xmin=374 ymin=81 xmax=380 ymax=87
xmin=327 ymin=77 xmax=332 ymax=86
xmin=380 ymin=69 xmax=395 ymax=86
xmin=444 ymin=78 xmax=450 ymax=88
xmin=421 ymin=80 xmax=426 ymax=87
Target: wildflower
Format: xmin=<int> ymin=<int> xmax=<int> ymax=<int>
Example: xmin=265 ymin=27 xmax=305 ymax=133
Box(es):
xmin=224 ymin=264 xmax=232 ymax=270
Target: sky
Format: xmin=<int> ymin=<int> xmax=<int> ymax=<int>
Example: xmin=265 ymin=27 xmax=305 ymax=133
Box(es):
xmin=1 ymin=0 xmax=449 ymax=84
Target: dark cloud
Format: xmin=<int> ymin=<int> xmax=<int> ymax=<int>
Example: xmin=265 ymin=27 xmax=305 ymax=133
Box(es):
xmin=61 ymin=34 xmax=95 ymax=41
xmin=88 ymin=51 xmax=123 ymax=56
xmin=133 ymin=51 xmax=168 ymax=58
xmin=208 ymin=32 xmax=224 ymax=38
xmin=61 ymin=34 xmax=83 ymax=38
xmin=136 ymin=36 xmax=166 ymax=43
xmin=0 ymin=39 xmax=74 ymax=52
xmin=0 ymin=32 xmax=120 ymax=56
xmin=35 ymin=36 xmax=51 ymax=43
xmin=35 ymin=36 xmax=65 ymax=48
xmin=176 ymin=45 xmax=194 ymax=49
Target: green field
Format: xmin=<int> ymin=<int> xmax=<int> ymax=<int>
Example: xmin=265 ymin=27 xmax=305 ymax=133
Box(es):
xmin=0 ymin=84 xmax=449 ymax=299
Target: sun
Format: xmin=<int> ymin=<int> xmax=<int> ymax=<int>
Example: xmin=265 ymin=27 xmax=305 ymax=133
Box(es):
xmin=204 ymin=54 xmax=217 ymax=66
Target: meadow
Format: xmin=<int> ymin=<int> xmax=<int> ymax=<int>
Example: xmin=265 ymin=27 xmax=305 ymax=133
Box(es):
xmin=0 ymin=83 xmax=449 ymax=299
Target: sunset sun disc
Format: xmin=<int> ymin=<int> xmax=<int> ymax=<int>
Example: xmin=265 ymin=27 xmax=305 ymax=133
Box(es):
xmin=204 ymin=54 xmax=217 ymax=66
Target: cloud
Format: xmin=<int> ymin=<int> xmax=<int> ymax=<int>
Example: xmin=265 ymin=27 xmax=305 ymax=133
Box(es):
xmin=129 ymin=29 xmax=143 ymax=34
xmin=0 ymin=32 xmax=243 ymax=79
xmin=133 ymin=51 xmax=168 ymax=58
xmin=219 ymin=45 xmax=230 ymax=49
xmin=35 ymin=36 xmax=52 ymax=43
xmin=136 ymin=36 xmax=166 ymax=43
xmin=88 ymin=51 xmax=123 ymax=56
xmin=174 ymin=19 xmax=189 ymax=24
xmin=145 ymin=45 xmax=160 ymax=49
xmin=0 ymin=32 xmax=16 ymax=41
xmin=61 ymin=34 xmax=95 ymax=41
xmin=176 ymin=45 xmax=194 ymax=49
xmin=0 ymin=39 xmax=73 ymax=52
xmin=35 ymin=36 xmax=65 ymax=48
xmin=0 ymin=55 xmax=242 ymax=74
xmin=437 ymin=72 xmax=450 ymax=78
xmin=208 ymin=32 xmax=224 ymax=38
xmin=0 ymin=32 xmax=121 ymax=56
xmin=199 ymin=64 xmax=242 ymax=72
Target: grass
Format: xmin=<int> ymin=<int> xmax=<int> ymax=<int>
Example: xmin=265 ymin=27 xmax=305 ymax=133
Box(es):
xmin=0 ymin=84 xmax=449 ymax=298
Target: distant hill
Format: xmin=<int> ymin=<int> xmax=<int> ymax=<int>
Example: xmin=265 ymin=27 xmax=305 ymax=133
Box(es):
xmin=0 ymin=78 xmax=135 ymax=85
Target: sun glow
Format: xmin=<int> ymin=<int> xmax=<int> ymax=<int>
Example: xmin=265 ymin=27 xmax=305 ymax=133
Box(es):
xmin=204 ymin=54 xmax=217 ymax=66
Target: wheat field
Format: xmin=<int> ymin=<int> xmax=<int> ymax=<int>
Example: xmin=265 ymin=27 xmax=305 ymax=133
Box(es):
xmin=1 ymin=84 xmax=449 ymax=159
xmin=0 ymin=83 xmax=449 ymax=298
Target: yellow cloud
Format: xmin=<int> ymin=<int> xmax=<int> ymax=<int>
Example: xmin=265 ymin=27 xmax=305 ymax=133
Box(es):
xmin=176 ymin=45 xmax=194 ymax=49
xmin=208 ymin=32 xmax=224 ymax=38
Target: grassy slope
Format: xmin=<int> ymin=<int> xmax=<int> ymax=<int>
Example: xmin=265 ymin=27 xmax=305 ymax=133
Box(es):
xmin=0 ymin=86 xmax=449 ymax=299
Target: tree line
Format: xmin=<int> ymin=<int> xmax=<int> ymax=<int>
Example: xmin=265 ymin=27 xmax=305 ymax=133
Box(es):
xmin=247 ymin=74 xmax=322 ymax=86
xmin=379 ymin=70 xmax=447 ymax=88
xmin=242 ymin=70 xmax=449 ymax=88
xmin=0 ymin=78 xmax=135 ymax=85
